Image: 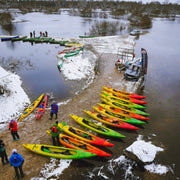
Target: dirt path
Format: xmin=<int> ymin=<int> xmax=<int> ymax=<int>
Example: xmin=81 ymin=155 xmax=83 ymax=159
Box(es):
xmin=0 ymin=51 xmax=140 ymax=179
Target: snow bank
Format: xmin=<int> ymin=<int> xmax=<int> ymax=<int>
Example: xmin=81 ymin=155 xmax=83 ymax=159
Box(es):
xmin=126 ymin=139 xmax=163 ymax=163
xmin=61 ymin=49 xmax=97 ymax=80
xmin=82 ymin=35 xmax=135 ymax=55
xmin=0 ymin=66 xmax=30 ymax=127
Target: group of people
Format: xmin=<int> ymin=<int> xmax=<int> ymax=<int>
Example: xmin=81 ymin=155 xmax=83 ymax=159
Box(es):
xmin=0 ymin=101 xmax=61 ymax=179
xmin=49 ymin=101 xmax=62 ymax=146
xmin=0 ymin=142 xmax=24 ymax=179
xmin=29 ymin=30 xmax=48 ymax=38
xmin=0 ymin=120 xmax=24 ymax=179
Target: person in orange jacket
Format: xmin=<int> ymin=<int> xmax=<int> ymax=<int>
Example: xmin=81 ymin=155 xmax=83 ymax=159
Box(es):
xmin=9 ymin=120 xmax=20 ymax=142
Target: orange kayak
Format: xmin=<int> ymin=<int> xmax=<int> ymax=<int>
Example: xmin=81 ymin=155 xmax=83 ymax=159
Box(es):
xmin=84 ymin=110 xmax=139 ymax=130
xmin=58 ymin=122 xmax=114 ymax=147
xmin=102 ymin=86 xmax=146 ymax=99
xmin=98 ymin=103 xmax=149 ymax=120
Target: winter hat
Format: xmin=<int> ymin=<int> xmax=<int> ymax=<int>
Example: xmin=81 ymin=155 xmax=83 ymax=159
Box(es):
xmin=12 ymin=149 xmax=17 ymax=154
xmin=11 ymin=119 xmax=14 ymax=122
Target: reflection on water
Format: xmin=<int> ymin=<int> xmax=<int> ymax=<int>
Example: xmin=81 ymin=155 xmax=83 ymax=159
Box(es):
xmin=135 ymin=18 xmax=180 ymax=178
xmin=0 ymin=40 xmax=71 ymax=101
xmin=0 ymin=11 xmax=130 ymax=101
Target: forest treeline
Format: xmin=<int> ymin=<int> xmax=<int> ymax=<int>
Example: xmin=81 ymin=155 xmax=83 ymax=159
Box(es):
xmin=0 ymin=0 xmax=180 ymax=17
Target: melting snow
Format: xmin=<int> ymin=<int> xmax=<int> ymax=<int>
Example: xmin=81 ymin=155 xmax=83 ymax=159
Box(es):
xmin=0 ymin=66 xmax=30 ymax=127
xmin=126 ymin=139 xmax=164 ymax=163
xmin=31 ymin=158 xmax=72 ymax=179
xmin=144 ymin=163 xmax=169 ymax=175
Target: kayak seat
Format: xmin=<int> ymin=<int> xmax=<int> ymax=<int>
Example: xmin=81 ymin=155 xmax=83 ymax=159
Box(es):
xmin=61 ymin=150 xmax=71 ymax=155
xmin=41 ymin=146 xmax=50 ymax=153
xmin=97 ymin=114 xmax=103 ymax=119
xmin=79 ymin=144 xmax=88 ymax=150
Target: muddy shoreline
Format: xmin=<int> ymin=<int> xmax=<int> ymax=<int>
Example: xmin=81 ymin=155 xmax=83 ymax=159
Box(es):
xmin=0 ymin=52 xmax=144 ymax=179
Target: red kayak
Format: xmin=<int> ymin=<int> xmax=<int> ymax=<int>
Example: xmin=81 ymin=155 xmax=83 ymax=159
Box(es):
xmin=36 ymin=95 xmax=48 ymax=120
xmin=103 ymin=86 xmax=146 ymax=99
xmin=59 ymin=134 xmax=111 ymax=157
xmin=58 ymin=122 xmax=114 ymax=147
xmin=98 ymin=103 xmax=149 ymax=120
xmin=84 ymin=110 xmax=139 ymax=130
xmin=102 ymin=90 xmax=147 ymax=104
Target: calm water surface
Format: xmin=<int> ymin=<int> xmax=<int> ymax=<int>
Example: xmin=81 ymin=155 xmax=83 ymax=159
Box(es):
xmin=135 ymin=18 xmax=180 ymax=178
xmin=0 ymin=10 xmax=126 ymax=101
xmin=0 ymin=11 xmax=180 ymax=179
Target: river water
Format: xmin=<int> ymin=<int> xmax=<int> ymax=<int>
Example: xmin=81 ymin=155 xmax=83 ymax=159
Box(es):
xmin=0 ymin=10 xmax=127 ymax=101
xmin=134 ymin=18 xmax=180 ymax=178
xmin=0 ymin=10 xmax=180 ymax=179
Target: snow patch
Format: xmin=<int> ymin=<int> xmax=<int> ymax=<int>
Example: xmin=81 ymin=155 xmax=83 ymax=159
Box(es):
xmin=145 ymin=163 xmax=169 ymax=175
xmin=61 ymin=49 xmax=97 ymax=81
xmin=32 ymin=158 xmax=72 ymax=179
xmin=126 ymin=139 xmax=163 ymax=163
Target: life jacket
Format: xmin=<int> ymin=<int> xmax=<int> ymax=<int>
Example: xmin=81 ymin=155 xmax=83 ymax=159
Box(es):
xmin=51 ymin=126 xmax=58 ymax=133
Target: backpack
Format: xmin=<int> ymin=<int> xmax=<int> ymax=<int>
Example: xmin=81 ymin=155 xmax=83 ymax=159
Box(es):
xmin=14 ymin=156 xmax=18 ymax=163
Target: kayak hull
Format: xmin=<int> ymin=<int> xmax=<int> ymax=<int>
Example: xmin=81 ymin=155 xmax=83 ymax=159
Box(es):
xmin=103 ymin=86 xmax=146 ymax=99
xmin=93 ymin=106 xmax=146 ymax=125
xmin=58 ymin=122 xmax=114 ymax=147
xmin=97 ymin=103 xmax=149 ymax=120
xmin=46 ymin=131 xmax=111 ymax=157
xmin=19 ymin=93 xmax=44 ymax=122
xmin=101 ymin=97 xmax=149 ymax=116
xmin=84 ymin=110 xmax=139 ymax=130
xmin=36 ymin=95 xmax=48 ymax=120
xmin=100 ymin=93 xmax=146 ymax=109
xmin=23 ymin=144 xmax=96 ymax=159
xmin=70 ymin=114 xmax=125 ymax=138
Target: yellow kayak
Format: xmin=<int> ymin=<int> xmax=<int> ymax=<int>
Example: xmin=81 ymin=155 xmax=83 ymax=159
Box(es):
xmin=18 ymin=93 xmax=44 ymax=122
xmin=23 ymin=144 xmax=96 ymax=159
xmin=65 ymin=42 xmax=82 ymax=47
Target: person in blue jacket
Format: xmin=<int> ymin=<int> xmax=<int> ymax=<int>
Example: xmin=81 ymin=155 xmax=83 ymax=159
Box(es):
xmin=9 ymin=149 xmax=24 ymax=179
xmin=49 ymin=101 xmax=58 ymax=120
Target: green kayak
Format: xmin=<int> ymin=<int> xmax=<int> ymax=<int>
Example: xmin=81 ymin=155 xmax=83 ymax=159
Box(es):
xmin=101 ymin=97 xmax=149 ymax=116
xmin=100 ymin=92 xmax=146 ymax=109
xmin=70 ymin=114 xmax=125 ymax=138
xmin=12 ymin=36 xmax=27 ymax=41
xmin=79 ymin=35 xmax=96 ymax=38
xmin=23 ymin=144 xmax=96 ymax=159
xmin=93 ymin=106 xmax=146 ymax=125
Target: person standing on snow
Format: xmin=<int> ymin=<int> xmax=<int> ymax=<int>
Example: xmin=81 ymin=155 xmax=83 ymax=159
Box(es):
xmin=0 ymin=139 xmax=9 ymax=165
xmin=9 ymin=120 xmax=20 ymax=142
xmin=50 ymin=121 xmax=62 ymax=146
xmin=49 ymin=101 xmax=58 ymax=120
xmin=9 ymin=149 xmax=24 ymax=179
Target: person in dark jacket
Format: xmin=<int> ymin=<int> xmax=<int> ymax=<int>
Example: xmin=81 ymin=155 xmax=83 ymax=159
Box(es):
xmin=0 ymin=139 xmax=8 ymax=165
xmin=33 ymin=30 xmax=35 ymax=38
xmin=49 ymin=101 xmax=58 ymax=120
xmin=9 ymin=120 xmax=20 ymax=142
xmin=9 ymin=149 xmax=24 ymax=179
xmin=50 ymin=121 xmax=62 ymax=146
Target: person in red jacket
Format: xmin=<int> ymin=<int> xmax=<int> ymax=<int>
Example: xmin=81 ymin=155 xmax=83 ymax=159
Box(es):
xmin=9 ymin=120 xmax=20 ymax=142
